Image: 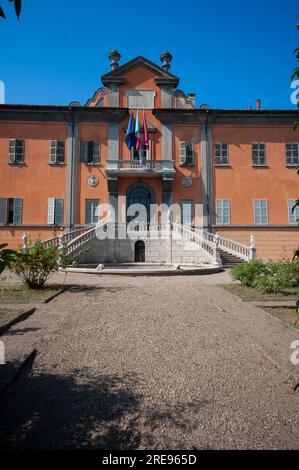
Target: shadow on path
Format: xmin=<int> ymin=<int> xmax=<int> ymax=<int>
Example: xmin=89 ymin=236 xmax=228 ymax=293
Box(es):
xmin=0 ymin=356 xmax=209 ymax=449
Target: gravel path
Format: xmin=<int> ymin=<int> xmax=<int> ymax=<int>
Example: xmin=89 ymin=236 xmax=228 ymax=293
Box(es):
xmin=0 ymin=271 xmax=298 ymax=449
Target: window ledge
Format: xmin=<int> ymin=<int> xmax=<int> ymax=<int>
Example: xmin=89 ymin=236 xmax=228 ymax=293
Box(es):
xmin=286 ymin=164 xmax=299 ymax=168
xmin=213 ymin=164 xmax=231 ymax=168
xmin=84 ymin=163 xmax=102 ymax=166
xmin=48 ymin=162 xmax=65 ymax=166
xmin=179 ymin=163 xmax=195 ymax=167
xmin=252 ymin=164 xmax=269 ymax=168
xmin=7 ymin=162 xmax=25 ymax=166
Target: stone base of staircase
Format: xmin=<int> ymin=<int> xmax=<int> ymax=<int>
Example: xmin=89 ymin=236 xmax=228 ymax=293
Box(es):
xmin=220 ymin=250 xmax=246 ymax=268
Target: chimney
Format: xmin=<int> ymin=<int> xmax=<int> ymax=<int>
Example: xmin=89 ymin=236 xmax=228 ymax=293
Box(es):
xmin=256 ymin=99 xmax=261 ymax=110
xmin=108 ymin=50 xmax=121 ymax=70
xmin=160 ymin=51 xmax=172 ymax=71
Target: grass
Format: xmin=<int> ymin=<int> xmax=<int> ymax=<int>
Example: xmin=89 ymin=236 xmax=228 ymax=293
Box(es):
xmin=0 ymin=308 xmax=24 ymax=327
xmin=219 ymin=283 xmax=299 ymax=301
xmin=0 ymin=284 xmax=62 ymax=303
xmin=261 ymin=307 xmax=299 ymax=329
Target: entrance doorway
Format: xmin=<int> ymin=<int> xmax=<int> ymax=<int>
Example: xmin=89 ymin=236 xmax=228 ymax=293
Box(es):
xmin=135 ymin=240 xmax=145 ymax=262
xmin=127 ymin=186 xmax=153 ymax=224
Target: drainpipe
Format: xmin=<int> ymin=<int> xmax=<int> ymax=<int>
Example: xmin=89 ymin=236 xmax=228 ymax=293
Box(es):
xmin=69 ymin=107 xmax=75 ymax=231
xmin=204 ymin=110 xmax=212 ymax=232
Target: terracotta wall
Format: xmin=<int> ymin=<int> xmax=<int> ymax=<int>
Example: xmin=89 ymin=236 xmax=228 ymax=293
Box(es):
xmin=216 ymin=227 xmax=299 ymax=261
xmin=77 ymin=123 xmax=108 ymax=224
xmin=212 ymin=125 xmax=299 ymax=225
xmin=0 ymin=121 xmax=68 ymax=248
xmin=0 ymin=226 xmax=56 ymax=250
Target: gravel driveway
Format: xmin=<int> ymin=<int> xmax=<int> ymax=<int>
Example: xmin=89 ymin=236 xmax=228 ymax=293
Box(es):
xmin=0 ymin=271 xmax=298 ymax=449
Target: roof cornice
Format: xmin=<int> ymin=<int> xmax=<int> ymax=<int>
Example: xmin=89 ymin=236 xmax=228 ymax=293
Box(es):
xmin=0 ymin=104 xmax=128 ymax=123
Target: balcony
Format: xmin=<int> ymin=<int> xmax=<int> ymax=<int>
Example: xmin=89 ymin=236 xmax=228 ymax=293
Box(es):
xmin=106 ymin=160 xmax=175 ymax=178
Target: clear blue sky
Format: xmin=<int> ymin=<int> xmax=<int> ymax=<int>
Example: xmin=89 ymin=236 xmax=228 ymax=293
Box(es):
xmin=0 ymin=0 xmax=298 ymax=109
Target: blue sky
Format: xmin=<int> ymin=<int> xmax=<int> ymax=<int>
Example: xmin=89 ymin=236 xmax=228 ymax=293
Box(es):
xmin=0 ymin=0 xmax=298 ymax=109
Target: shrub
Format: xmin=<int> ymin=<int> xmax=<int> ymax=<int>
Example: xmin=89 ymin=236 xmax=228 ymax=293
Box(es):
xmin=252 ymin=260 xmax=299 ymax=294
xmin=231 ymin=259 xmax=266 ymax=287
xmin=0 ymin=243 xmax=16 ymax=275
xmin=9 ymin=240 xmax=71 ymax=289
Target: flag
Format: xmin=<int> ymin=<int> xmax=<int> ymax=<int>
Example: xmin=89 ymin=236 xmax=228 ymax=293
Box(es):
xmin=135 ymin=111 xmax=141 ymax=151
xmin=125 ymin=112 xmax=136 ymax=150
xmin=143 ymin=111 xmax=149 ymax=149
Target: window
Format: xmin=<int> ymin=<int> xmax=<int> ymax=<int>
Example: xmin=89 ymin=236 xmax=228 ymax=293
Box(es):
xmin=80 ymin=141 xmax=101 ymax=164
xmin=179 ymin=141 xmax=194 ymax=165
xmin=48 ymin=198 xmax=64 ymax=225
xmin=126 ymin=90 xmax=155 ymax=109
xmin=130 ymin=139 xmax=152 ymax=161
xmin=254 ymin=200 xmax=268 ymax=224
xmin=180 ymin=200 xmax=194 ymax=226
xmin=286 ymin=144 xmax=299 ymax=166
xmin=85 ymin=199 xmax=100 ymax=224
xmin=288 ymin=200 xmax=299 ymax=224
xmin=216 ymin=200 xmax=230 ymax=225
xmin=50 ymin=140 xmax=65 ymax=164
xmin=8 ymin=139 xmax=24 ymax=164
xmin=252 ymin=143 xmax=266 ymax=166
xmin=0 ymin=198 xmax=23 ymax=225
xmin=215 ymin=143 xmax=228 ymax=165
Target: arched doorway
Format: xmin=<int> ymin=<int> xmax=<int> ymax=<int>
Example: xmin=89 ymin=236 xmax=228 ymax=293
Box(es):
xmin=126 ymin=185 xmax=153 ymax=224
xmin=135 ymin=240 xmax=145 ymax=262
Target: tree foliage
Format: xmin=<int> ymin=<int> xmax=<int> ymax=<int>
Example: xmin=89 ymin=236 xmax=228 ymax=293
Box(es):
xmin=0 ymin=0 xmax=21 ymax=20
xmin=9 ymin=240 xmax=71 ymax=289
xmin=0 ymin=243 xmax=16 ymax=274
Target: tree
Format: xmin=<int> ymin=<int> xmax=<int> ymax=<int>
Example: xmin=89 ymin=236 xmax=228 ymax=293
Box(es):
xmin=0 ymin=0 xmax=21 ymax=20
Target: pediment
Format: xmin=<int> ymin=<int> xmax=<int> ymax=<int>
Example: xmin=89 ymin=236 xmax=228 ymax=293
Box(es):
xmin=101 ymin=56 xmax=179 ymax=88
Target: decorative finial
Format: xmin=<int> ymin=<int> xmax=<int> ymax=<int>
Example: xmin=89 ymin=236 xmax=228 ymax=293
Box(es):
xmin=108 ymin=50 xmax=121 ymax=70
xmin=160 ymin=51 xmax=172 ymax=71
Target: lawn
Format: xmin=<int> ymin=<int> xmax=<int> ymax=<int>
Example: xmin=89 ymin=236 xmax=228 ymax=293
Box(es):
xmin=0 ymin=284 xmax=62 ymax=303
xmin=219 ymin=283 xmax=299 ymax=301
xmin=261 ymin=307 xmax=299 ymax=329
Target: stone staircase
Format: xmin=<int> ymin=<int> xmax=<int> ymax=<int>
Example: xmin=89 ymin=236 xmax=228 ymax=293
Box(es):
xmin=219 ymin=249 xmax=246 ymax=268
xmin=40 ymin=222 xmax=255 ymax=268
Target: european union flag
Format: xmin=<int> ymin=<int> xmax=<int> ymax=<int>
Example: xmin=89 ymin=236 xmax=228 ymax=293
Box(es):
xmin=125 ymin=112 xmax=136 ymax=150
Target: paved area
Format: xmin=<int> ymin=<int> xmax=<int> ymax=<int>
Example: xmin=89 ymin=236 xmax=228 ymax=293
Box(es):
xmin=0 ymin=270 xmax=298 ymax=449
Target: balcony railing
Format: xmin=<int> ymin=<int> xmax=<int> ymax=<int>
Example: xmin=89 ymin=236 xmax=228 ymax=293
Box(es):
xmin=106 ymin=159 xmax=175 ymax=177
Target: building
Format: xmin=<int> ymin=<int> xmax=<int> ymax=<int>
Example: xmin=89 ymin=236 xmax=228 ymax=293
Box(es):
xmin=0 ymin=50 xmax=298 ymax=263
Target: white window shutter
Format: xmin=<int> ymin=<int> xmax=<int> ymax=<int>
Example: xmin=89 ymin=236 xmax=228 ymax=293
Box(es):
xmin=13 ymin=198 xmax=23 ymax=224
xmin=8 ymin=139 xmax=16 ymax=163
xmin=179 ymin=141 xmax=187 ymax=165
xmin=48 ymin=198 xmax=55 ymax=224
xmin=0 ymin=198 xmax=7 ymax=224
xmin=50 ymin=140 xmax=57 ymax=163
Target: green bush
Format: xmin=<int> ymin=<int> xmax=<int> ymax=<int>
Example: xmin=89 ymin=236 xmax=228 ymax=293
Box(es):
xmin=231 ymin=259 xmax=267 ymax=287
xmin=0 ymin=243 xmax=17 ymax=275
xmin=232 ymin=258 xmax=299 ymax=294
xmin=9 ymin=240 xmax=71 ymax=289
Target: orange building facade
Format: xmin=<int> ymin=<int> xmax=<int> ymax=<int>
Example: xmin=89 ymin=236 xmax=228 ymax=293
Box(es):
xmin=0 ymin=51 xmax=298 ymax=260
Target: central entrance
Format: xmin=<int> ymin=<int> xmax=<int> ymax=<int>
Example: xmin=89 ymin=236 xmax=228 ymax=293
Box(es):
xmin=135 ymin=240 xmax=145 ymax=262
xmin=126 ymin=185 xmax=153 ymax=224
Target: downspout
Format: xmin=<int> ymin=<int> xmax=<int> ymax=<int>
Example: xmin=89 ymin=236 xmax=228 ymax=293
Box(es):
xmin=69 ymin=106 xmax=75 ymax=231
xmin=204 ymin=109 xmax=212 ymax=232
